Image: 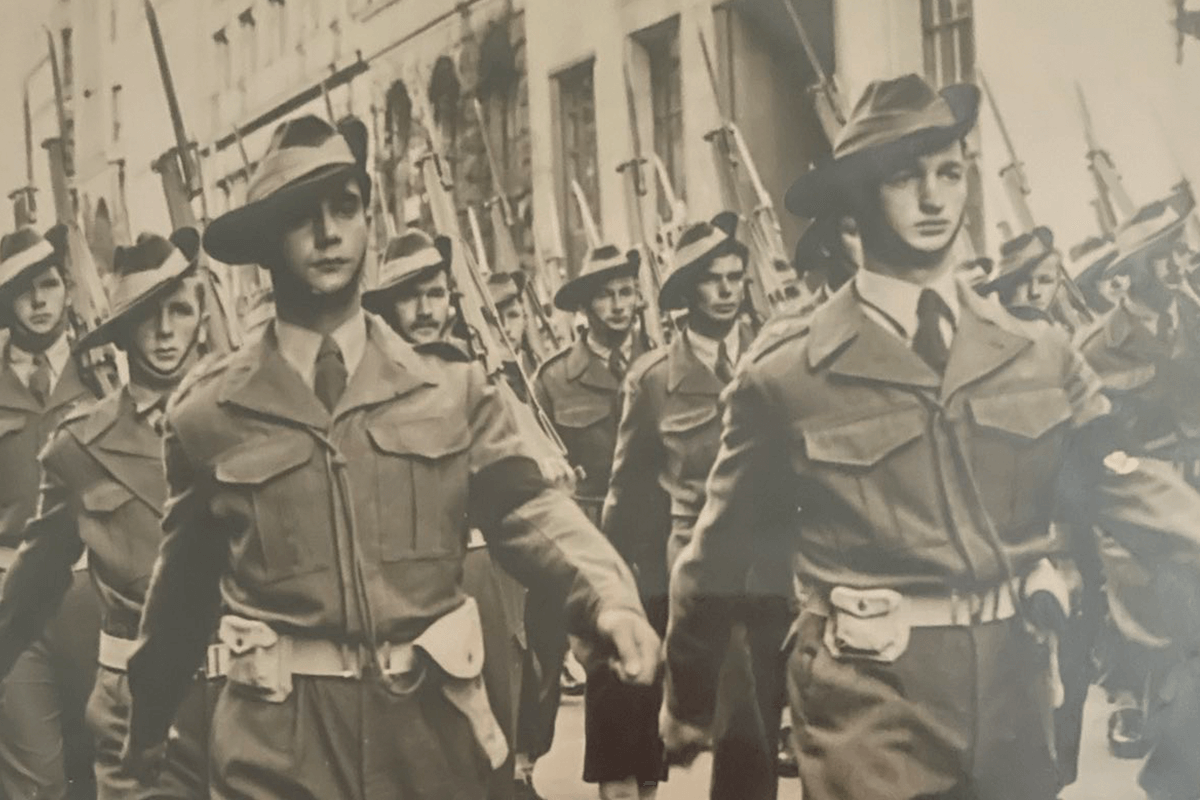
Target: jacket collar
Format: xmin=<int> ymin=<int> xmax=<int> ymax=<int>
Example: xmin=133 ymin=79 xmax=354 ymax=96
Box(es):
xmin=72 ymin=389 xmax=166 ymax=511
xmin=668 ymin=321 xmax=755 ymax=395
xmin=0 ymin=354 xmax=90 ymax=414
xmin=219 ymin=315 xmax=437 ymax=427
xmin=808 ymin=280 xmax=1032 ymax=397
xmin=565 ymin=333 xmax=639 ymax=392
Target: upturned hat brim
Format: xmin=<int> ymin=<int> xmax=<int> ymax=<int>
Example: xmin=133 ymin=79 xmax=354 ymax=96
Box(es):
xmin=204 ymin=162 xmax=369 ymax=265
xmin=553 ymin=253 xmax=640 ymax=311
xmin=784 ymin=84 xmax=980 ymax=219
xmin=1105 ymin=215 xmax=1188 ymax=279
xmin=75 ymin=228 xmax=200 ymax=353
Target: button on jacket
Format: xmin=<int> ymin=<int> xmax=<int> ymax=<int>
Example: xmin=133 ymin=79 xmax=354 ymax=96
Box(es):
xmin=666 ymin=282 xmax=1200 ymax=725
xmin=533 ymin=334 xmax=647 ymax=519
xmin=602 ymin=323 xmax=755 ymax=598
xmin=128 ymin=315 xmax=643 ymax=746
xmin=0 ymin=387 xmax=166 ymax=670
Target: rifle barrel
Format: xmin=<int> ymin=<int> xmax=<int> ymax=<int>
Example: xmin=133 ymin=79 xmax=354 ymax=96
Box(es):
xmin=144 ymin=0 xmax=196 ymax=191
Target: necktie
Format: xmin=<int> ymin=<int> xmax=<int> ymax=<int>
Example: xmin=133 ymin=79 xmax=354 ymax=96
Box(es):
xmin=608 ymin=347 xmax=627 ymax=380
xmin=715 ymin=340 xmax=735 ymax=383
xmin=29 ymin=352 xmax=52 ymax=406
xmin=314 ymin=336 xmax=347 ymax=413
xmin=144 ymin=397 xmax=168 ymax=436
xmin=912 ymin=289 xmax=952 ymax=374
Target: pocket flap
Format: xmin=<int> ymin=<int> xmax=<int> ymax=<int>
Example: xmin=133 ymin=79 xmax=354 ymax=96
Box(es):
xmin=970 ymin=387 xmax=1072 ymax=440
xmin=660 ymin=404 xmax=719 ymax=434
xmin=215 ymin=435 xmax=314 ymax=485
xmin=80 ymin=481 xmax=134 ymax=513
xmin=0 ymin=415 xmax=26 ymax=438
xmin=553 ymin=402 xmax=610 ymax=430
xmin=367 ymin=416 xmax=470 ymax=459
xmin=415 ymin=597 xmax=485 ymax=680
xmin=802 ymin=405 xmax=925 ymax=468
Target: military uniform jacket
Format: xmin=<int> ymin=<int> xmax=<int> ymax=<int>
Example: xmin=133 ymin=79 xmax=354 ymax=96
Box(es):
xmin=0 ymin=387 xmax=165 ymax=673
xmin=533 ymin=334 xmax=647 ymax=518
xmin=128 ymin=316 xmax=642 ymax=745
xmin=0 ymin=353 xmax=91 ymax=555
xmin=665 ymin=282 xmax=1200 ymax=725
xmin=601 ymin=324 xmax=754 ymax=599
xmin=1077 ymin=299 xmax=1200 ymax=463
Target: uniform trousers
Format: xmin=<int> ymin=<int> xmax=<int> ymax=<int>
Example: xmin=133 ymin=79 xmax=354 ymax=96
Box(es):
xmin=85 ymin=667 xmax=212 ymax=800
xmin=0 ymin=569 xmax=99 ymax=800
xmin=209 ymin=672 xmax=492 ymax=800
xmin=788 ymin=612 xmax=1060 ymax=800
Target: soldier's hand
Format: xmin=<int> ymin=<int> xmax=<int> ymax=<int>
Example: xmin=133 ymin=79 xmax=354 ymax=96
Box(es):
xmin=120 ymin=737 xmax=168 ymax=785
xmin=659 ymin=706 xmax=710 ymax=767
xmin=538 ymin=456 xmax=577 ymax=492
xmin=594 ymin=608 xmax=661 ymax=686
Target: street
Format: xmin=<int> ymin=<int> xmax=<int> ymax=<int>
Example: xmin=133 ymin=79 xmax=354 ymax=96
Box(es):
xmin=532 ymin=688 xmax=1148 ymax=799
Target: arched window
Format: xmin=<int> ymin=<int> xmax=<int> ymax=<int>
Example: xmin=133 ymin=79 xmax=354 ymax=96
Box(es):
xmin=428 ymin=56 xmax=460 ymax=152
xmin=384 ymin=80 xmax=412 ymax=160
xmin=477 ymin=22 xmax=520 ymax=198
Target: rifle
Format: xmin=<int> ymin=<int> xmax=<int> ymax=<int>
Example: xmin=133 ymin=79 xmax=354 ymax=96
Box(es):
xmin=144 ymin=0 xmax=240 ymax=355
xmin=469 ymin=97 xmax=565 ymax=353
xmin=412 ymin=84 xmax=571 ymax=463
xmin=9 ymin=88 xmax=38 ymax=227
xmin=617 ymin=52 xmax=667 ymax=346
xmin=978 ymin=70 xmax=1035 ymax=233
xmin=697 ymin=27 xmax=814 ymax=323
xmin=44 ymin=31 xmax=121 ymax=396
xmin=779 ymin=0 xmax=846 ymax=143
xmin=1075 ymin=82 xmax=1136 ymax=234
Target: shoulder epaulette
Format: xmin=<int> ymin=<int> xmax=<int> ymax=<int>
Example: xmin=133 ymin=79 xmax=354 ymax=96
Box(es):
xmin=413 ymin=339 xmax=473 ymax=363
xmin=534 ymin=342 xmax=572 ymax=381
xmin=748 ymin=314 xmax=811 ymax=364
xmin=57 ymin=394 xmax=108 ymax=429
xmin=169 ymin=349 xmax=238 ymax=410
xmin=624 ymin=346 xmax=669 ymax=386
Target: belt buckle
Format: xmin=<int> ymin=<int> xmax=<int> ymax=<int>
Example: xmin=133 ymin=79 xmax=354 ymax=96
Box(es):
xmin=338 ymin=642 xmax=362 ymax=678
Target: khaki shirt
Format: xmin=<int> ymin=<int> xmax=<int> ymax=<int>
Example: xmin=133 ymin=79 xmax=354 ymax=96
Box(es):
xmin=666 ymin=282 xmax=1200 ymax=725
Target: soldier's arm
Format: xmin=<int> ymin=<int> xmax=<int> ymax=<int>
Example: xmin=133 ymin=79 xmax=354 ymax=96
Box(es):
xmin=1057 ymin=340 xmax=1200 ymax=563
xmin=465 ymin=363 xmax=644 ymax=636
xmin=601 ymin=371 xmax=668 ymax=569
xmin=0 ymin=443 xmax=83 ymax=678
xmin=665 ymin=367 xmax=790 ymax=729
xmin=125 ymin=421 xmax=226 ymax=755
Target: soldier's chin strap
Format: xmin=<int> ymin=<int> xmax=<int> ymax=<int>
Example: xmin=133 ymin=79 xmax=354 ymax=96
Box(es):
xmin=127 ymin=325 xmax=204 ymax=393
xmin=8 ymin=312 xmax=68 ymax=356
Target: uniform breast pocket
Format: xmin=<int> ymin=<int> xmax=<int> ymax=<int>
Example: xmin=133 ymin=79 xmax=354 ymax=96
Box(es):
xmin=213 ymin=434 xmax=329 ymax=583
xmin=553 ymin=402 xmax=611 ymax=437
xmin=660 ymin=403 xmax=721 ymax=487
xmin=798 ymin=404 xmax=931 ymax=549
xmin=367 ymin=415 xmax=470 ymax=561
xmin=0 ymin=414 xmax=28 ymax=504
xmin=968 ymin=386 xmax=1072 ymax=533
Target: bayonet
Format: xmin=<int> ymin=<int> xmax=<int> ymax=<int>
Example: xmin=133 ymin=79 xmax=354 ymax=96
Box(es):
xmin=1075 ymin=82 xmax=1136 ymax=224
xmin=779 ymin=0 xmax=846 ymax=140
xmin=145 ymin=0 xmax=201 ymax=199
xmin=978 ymin=69 xmax=1035 ymax=232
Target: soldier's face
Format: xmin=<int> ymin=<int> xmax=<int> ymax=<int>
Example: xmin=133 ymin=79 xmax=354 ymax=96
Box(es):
xmin=586 ymin=276 xmax=638 ymax=336
xmin=876 ymin=142 xmax=968 ymax=257
xmin=692 ymin=254 xmax=746 ymax=325
xmin=1101 ymin=273 xmax=1131 ymax=306
xmin=1152 ymin=241 xmax=1188 ymax=289
xmin=391 ymin=270 xmax=451 ymax=345
xmin=276 ymin=179 xmax=369 ymax=298
xmin=497 ymin=297 xmax=527 ymax=346
xmin=11 ymin=265 xmax=67 ymax=336
xmin=129 ymin=280 xmax=204 ymax=375
xmin=1011 ymin=254 xmax=1061 ymax=313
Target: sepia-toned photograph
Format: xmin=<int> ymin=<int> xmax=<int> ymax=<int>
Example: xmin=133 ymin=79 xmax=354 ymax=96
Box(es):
xmin=1 ymin=1 xmax=1200 ymax=798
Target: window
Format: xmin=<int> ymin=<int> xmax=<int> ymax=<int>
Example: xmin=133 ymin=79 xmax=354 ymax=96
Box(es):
xmin=270 ymin=0 xmax=288 ymax=62
xmin=478 ymin=22 xmax=521 ymax=197
xmin=239 ymin=8 xmax=258 ymax=74
xmin=921 ymin=0 xmax=975 ymax=86
xmin=110 ymin=0 xmax=119 ymax=42
xmin=60 ymin=28 xmax=73 ymax=97
xmin=111 ymin=85 xmax=122 ymax=143
xmin=555 ymin=59 xmax=599 ymax=273
xmin=637 ymin=18 xmax=685 ymax=216
xmin=214 ymin=28 xmax=231 ymax=89
xmin=428 ymin=56 xmax=461 ymax=156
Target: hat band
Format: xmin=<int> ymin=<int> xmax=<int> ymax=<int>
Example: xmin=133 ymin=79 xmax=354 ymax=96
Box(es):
xmin=381 ymin=248 xmax=445 ymax=280
xmin=674 ymin=227 xmax=732 ymax=271
xmin=108 ymin=248 xmax=193 ymax=311
xmin=833 ymin=101 xmax=959 ymax=159
xmin=248 ymin=137 xmax=357 ymax=203
xmin=1116 ymin=213 xmax=1184 ymax=253
xmin=0 ymin=238 xmax=55 ymax=279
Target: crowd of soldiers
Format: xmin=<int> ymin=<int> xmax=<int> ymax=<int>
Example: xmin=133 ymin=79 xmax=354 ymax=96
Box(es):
xmin=1 ymin=68 xmax=1200 ymax=800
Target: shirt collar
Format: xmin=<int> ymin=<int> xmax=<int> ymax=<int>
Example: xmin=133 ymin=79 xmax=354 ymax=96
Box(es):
xmin=7 ymin=331 xmax=71 ymax=382
xmin=275 ymin=310 xmax=368 ymax=388
xmin=585 ymin=331 xmax=633 ymax=364
xmin=855 ymin=267 xmax=960 ymax=339
xmin=128 ymin=382 xmax=168 ymax=417
xmin=686 ymin=324 xmax=742 ymax=374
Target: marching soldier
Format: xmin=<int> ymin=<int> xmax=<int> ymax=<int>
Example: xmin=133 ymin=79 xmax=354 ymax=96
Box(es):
xmin=661 ymin=74 xmax=1200 ymax=800
xmin=120 ymin=115 xmax=658 ymax=800
xmin=1077 ymin=200 xmax=1200 ymax=800
xmin=362 ymin=228 xmax=536 ymax=800
xmin=0 ymin=229 xmax=212 ymax=799
xmin=600 ymin=212 xmax=784 ymax=800
xmin=0 ymin=226 xmax=99 ymax=800
xmin=517 ymin=245 xmax=647 ymax=797
xmin=488 ymin=273 xmax=539 ymax=387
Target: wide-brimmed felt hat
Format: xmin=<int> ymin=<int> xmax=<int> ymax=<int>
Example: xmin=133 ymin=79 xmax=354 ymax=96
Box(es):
xmin=1106 ymin=200 xmax=1188 ymax=278
xmin=204 ymin=115 xmax=371 ymax=266
xmin=361 ymin=228 xmax=452 ymax=315
xmin=1068 ymin=235 xmax=1119 ymax=309
xmin=0 ymin=225 xmax=64 ymax=302
xmin=658 ymin=212 xmax=747 ymax=311
xmin=979 ymin=226 xmax=1056 ymax=295
xmin=785 ymin=74 xmax=980 ymax=218
xmin=553 ymin=244 xmax=640 ymax=311
xmin=487 ymin=272 xmax=525 ymax=309
xmin=74 ymin=228 xmax=201 ymax=352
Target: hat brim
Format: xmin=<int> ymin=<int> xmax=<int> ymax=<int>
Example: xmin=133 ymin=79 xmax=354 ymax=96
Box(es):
xmin=1105 ymin=216 xmax=1189 ymax=278
xmin=784 ymin=84 xmax=980 ymax=219
xmin=553 ymin=262 xmax=639 ymax=312
xmin=204 ymin=163 xmax=370 ymax=265
xmin=74 ymin=228 xmax=201 ymax=353
xmin=0 ymin=241 xmax=60 ymax=305
xmin=361 ymin=262 xmax=450 ymax=315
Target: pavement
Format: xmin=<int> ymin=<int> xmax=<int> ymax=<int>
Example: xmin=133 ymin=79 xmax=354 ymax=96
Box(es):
xmin=530 ymin=687 xmax=1153 ymax=800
